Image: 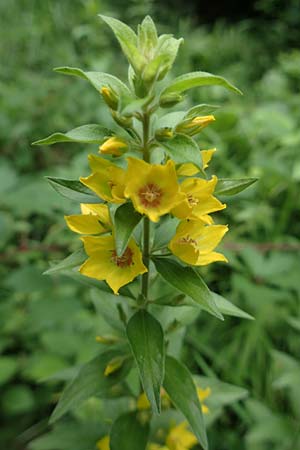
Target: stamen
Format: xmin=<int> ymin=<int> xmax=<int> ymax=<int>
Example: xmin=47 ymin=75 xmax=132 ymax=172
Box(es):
xmin=111 ymin=247 xmax=133 ymax=268
xmin=187 ymin=194 xmax=199 ymax=206
xmin=138 ymin=183 xmax=162 ymax=207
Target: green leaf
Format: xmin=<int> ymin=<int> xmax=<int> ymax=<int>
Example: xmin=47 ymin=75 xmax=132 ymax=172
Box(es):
xmin=99 ymin=15 xmax=144 ymax=73
xmin=159 ymin=133 xmax=203 ymax=171
xmin=46 ymin=177 xmax=101 ymax=203
xmin=50 ymin=349 xmax=132 ymax=423
xmin=113 ymin=203 xmax=143 ymax=256
xmin=127 ymin=310 xmax=165 ymax=413
xmin=54 ymin=66 xmax=132 ymax=101
xmin=44 ymin=249 xmax=86 ymax=275
xmin=184 ymin=104 xmax=220 ymax=119
xmin=163 ymin=355 xmax=208 ymax=450
xmin=160 ymin=71 xmax=242 ymax=100
xmin=215 ymin=178 xmax=258 ymax=196
xmin=212 ymin=292 xmax=254 ymax=320
xmin=153 ymin=258 xmax=223 ymax=320
xmin=32 ymin=124 xmax=112 ymax=146
xmin=110 ymin=412 xmax=150 ymax=450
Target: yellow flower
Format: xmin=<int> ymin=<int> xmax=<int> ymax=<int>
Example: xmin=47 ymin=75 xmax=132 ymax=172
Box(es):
xmin=65 ymin=203 xmax=111 ymax=235
xmin=100 ymin=86 xmax=118 ymax=110
xmin=80 ymin=235 xmax=147 ymax=294
xmin=166 ymin=422 xmax=198 ymax=450
xmin=177 ymin=149 xmax=216 ymax=177
xmin=137 ymin=389 xmax=171 ymax=410
xmin=97 ymin=436 xmax=110 ymax=450
xmin=197 ymin=387 xmax=211 ymax=414
xmin=176 ymin=115 xmax=215 ymax=136
xmin=172 ymin=176 xmax=225 ymax=221
xmin=80 ymin=155 xmax=126 ymax=203
xmin=124 ymin=158 xmax=185 ymax=222
xmin=99 ymin=137 xmax=128 ymax=156
xmin=169 ymin=220 xmax=228 ymax=266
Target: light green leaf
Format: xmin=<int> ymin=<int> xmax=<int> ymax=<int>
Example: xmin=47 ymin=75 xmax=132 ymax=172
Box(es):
xmin=32 ymin=124 xmax=112 ymax=146
xmin=54 ymin=66 xmax=132 ymax=101
xmin=127 ymin=310 xmax=165 ymax=413
xmin=212 ymin=292 xmax=254 ymax=320
xmin=113 ymin=203 xmax=143 ymax=256
xmin=110 ymin=412 xmax=150 ymax=450
xmin=153 ymin=258 xmax=223 ymax=320
xmin=159 ymin=133 xmax=203 ymax=171
xmin=46 ymin=177 xmax=101 ymax=203
xmin=215 ymin=178 xmax=258 ymax=196
xmin=160 ymin=71 xmax=242 ymax=100
xmin=99 ymin=15 xmax=144 ymax=73
xmin=50 ymin=349 xmax=132 ymax=423
xmin=44 ymin=249 xmax=86 ymax=275
xmin=184 ymin=104 xmax=220 ymax=119
xmin=138 ymin=16 xmax=158 ymax=51
xmin=163 ymin=356 xmax=208 ymax=450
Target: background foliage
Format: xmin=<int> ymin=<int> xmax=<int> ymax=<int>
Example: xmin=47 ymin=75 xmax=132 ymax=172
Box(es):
xmin=1 ymin=0 xmax=299 ymax=449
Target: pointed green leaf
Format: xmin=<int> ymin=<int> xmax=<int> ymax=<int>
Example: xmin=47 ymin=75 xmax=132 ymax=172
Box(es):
xmin=153 ymin=257 xmax=223 ymax=320
xmin=212 ymin=292 xmax=254 ymax=320
xmin=113 ymin=203 xmax=143 ymax=256
xmin=138 ymin=16 xmax=158 ymax=51
xmin=46 ymin=177 xmax=101 ymax=203
xmin=160 ymin=71 xmax=242 ymax=100
xmin=184 ymin=104 xmax=220 ymax=119
xmin=127 ymin=310 xmax=165 ymax=413
xmin=44 ymin=249 xmax=86 ymax=275
xmin=32 ymin=124 xmax=112 ymax=146
xmin=54 ymin=66 xmax=133 ymax=100
xmin=163 ymin=356 xmax=208 ymax=450
xmin=215 ymin=178 xmax=258 ymax=196
xmin=159 ymin=133 xmax=203 ymax=171
xmin=50 ymin=349 xmax=132 ymax=423
xmin=110 ymin=412 xmax=150 ymax=450
xmin=99 ymin=15 xmax=144 ymax=73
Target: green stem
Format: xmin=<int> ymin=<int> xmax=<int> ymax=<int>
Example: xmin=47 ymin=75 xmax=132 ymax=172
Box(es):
xmin=141 ymin=112 xmax=151 ymax=302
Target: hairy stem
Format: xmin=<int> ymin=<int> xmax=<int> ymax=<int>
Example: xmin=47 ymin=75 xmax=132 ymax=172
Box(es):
xmin=141 ymin=112 xmax=150 ymax=301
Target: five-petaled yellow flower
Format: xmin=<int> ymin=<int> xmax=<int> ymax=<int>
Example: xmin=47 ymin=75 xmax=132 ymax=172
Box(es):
xmin=80 ymin=155 xmax=126 ymax=203
xmin=169 ymin=220 xmax=228 ymax=266
xmin=148 ymin=422 xmax=198 ymax=450
xmin=172 ymin=175 xmax=225 ymax=222
xmin=65 ymin=203 xmax=111 ymax=235
xmin=79 ymin=235 xmax=147 ymax=294
xmin=124 ymin=157 xmax=185 ymax=222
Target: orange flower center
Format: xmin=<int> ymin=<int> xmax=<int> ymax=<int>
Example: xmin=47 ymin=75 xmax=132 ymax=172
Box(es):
xmin=138 ymin=183 xmax=162 ymax=207
xmin=111 ymin=247 xmax=133 ymax=268
xmin=187 ymin=194 xmax=199 ymax=206
xmin=179 ymin=235 xmax=197 ymax=246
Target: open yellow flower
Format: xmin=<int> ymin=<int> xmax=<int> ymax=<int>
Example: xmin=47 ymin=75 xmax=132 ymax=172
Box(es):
xmin=172 ymin=175 xmax=225 ymax=222
xmin=124 ymin=158 xmax=185 ymax=222
xmin=97 ymin=436 xmax=110 ymax=450
xmin=80 ymin=235 xmax=147 ymax=294
xmin=197 ymin=387 xmax=211 ymax=414
xmin=65 ymin=203 xmax=111 ymax=235
xmin=169 ymin=220 xmax=228 ymax=266
xmin=80 ymin=155 xmax=126 ymax=203
xmin=99 ymin=136 xmax=128 ymax=156
xmin=148 ymin=422 xmax=197 ymax=450
xmin=177 ymin=148 xmax=216 ymax=177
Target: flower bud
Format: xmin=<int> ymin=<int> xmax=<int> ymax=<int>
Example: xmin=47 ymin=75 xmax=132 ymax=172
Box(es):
xmin=155 ymin=127 xmax=174 ymax=141
xmin=100 ymin=86 xmax=119 ymax=110
xmin=159 ymin=92 xmax=184 ymax=108
xmin=176 ymin=115 xmax=215 ymax=135
xmin=99 ymin=137 xmax=128 ymax=156
xmin=111 ymin=110 xmax=133 ymax=128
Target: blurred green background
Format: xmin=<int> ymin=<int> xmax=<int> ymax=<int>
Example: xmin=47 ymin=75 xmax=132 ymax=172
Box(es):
xmin=1 ymin=0 xmax=300 ymax=449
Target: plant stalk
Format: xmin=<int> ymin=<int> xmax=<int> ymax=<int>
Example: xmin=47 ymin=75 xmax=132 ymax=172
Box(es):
xmin=141 ymin=112 xmax=150 ymax=301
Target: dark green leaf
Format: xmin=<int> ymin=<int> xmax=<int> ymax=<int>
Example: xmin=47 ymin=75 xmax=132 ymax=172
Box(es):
xmin=54 ymin=66 xmax=132 ymax=101
xmin=215 ymin=178 xmax=258 ymax=196
xmin=159 ymin=133 xmax=203 ymax=171
xmin=110 ymin=412 xmax=150 ymax=450
xmin=127 ymin=310 xmax=165 ymax=413
xmin=32 ymin=125 xmax=112 ymax=146
xmin=113 ymin=203 xmax=143 ymax=256
xmin=46 ymin=177 xmax=101 ymax=203
xmin=160 ymin=71 xmax=242 ymax=99
xmin=212 ymin=292 xmax=254 ymax=320
xmin=153 ymin=258 xmax=223 ymax=320
xmin=184 ymin=104 xmax=220 ymax=119
xmin=50 ymin=349 xmax=132 ymax=423
xmin=44 ymin=249 xmax=86 ymax=275
xmin=163 ymin=355 xmax=208 ymax=450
